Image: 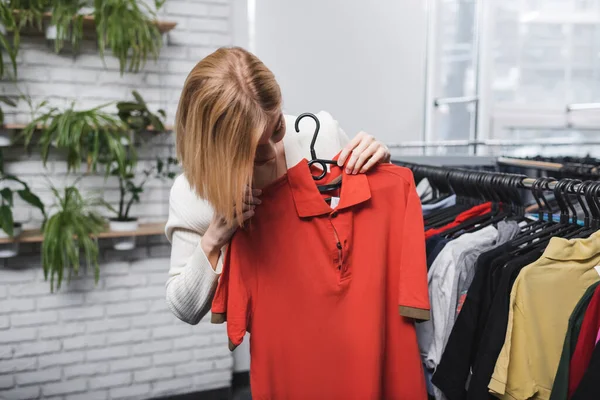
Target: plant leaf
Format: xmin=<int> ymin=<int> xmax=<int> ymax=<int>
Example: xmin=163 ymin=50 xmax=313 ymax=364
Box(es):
xmin=0 ymin=188 xmax=13 ymax=207
xmin=17 ymin=189 xmax=46 ymax=219
xmin=0 ymin=204 xmax=13 ymax=237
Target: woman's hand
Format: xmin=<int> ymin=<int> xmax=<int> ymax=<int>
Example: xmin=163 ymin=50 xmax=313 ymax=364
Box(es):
xmin=201 ymin=186 xmax=261 ymax=268
xmin=337 ymin=131 xmax=391 ymax=175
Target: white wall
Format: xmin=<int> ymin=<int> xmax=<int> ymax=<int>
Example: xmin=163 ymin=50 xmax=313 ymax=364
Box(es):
xmin=0 ymin=244 xmax=232 ymax=400
xmin=252 ymin=0 xmax=428 ymax=144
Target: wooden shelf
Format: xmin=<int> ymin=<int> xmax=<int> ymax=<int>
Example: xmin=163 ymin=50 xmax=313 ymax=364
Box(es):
xmin=14 ymin=11 xmax=177 ymax=34
xmin=1 ymin=123 xmax=174 ymax=132
xmin=0 ymin=222 xmax=166 ymax=244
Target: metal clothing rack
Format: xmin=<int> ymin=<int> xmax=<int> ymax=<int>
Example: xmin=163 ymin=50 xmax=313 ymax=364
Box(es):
xmin=388 ymin=138 xmax=600 ymax=150
xmin=396 ymin=161 xmax=600 ymax=201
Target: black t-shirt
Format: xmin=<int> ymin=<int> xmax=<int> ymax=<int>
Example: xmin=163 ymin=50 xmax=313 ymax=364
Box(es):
xmin=571 ymin=340 xmax=600 ymax=400
xmin=431 ymin=244 xmax=511 ymax=400
xmin=466 ymin=248 xmax=544 ymax=400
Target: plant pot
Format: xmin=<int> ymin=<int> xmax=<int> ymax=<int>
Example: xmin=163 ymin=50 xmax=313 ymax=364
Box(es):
xmin=0 ymin=223 xmax=22 ymax=258
xmin=45 ymin=25 xmax=58 ymax=41
xmin=0 ymin=131 xmax=11 ymax=147
xmin=109 ymin=218 xmax=139 ymax=251
xmin=120 ymin=131 xmax=135 ymax=146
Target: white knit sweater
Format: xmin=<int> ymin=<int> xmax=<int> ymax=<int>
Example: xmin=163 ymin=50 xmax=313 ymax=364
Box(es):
xmin=165 ymin=111 xmax=350 ymax=325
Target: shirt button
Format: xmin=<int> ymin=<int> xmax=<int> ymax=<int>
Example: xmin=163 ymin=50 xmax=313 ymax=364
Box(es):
xmin=336 ymin=242 xmax=342 ymax=250
xmin=331 ymin=211 xmax=338 ymax=218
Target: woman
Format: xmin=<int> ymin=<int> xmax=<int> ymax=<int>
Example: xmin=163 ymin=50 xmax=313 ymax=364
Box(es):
xmin=165 ymin=47 xmax=391 ymax=325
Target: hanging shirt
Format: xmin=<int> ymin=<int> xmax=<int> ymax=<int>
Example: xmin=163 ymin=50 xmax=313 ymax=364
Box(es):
xmin=417 ymin=225 xmax=498 ymax=374
xmin=430 ymin=221 xmax=519 ymax=400
xmin=424 ymin=202 xmax=492 ymax=239
xmin=569 ymin=284 xmax=600 ymax=397
xmin=489 ymin=231 xmax=600 ymax=400
xmin=422 ymin=195 xmax=457 ymax=216
xmin=211 ymin=160 xmax=430 ymax=399
xmin=430 ymin=243 xmax=514 ymax=400
xmin=466 ymin=249 xmax=543 ymax=400
xmin=549 ymin=281 xmax=600 ymax=400
xmin=417 ymin=177 xmax=433 ymax=201
xmin=571 ymin=341 xmax=600 ymax=400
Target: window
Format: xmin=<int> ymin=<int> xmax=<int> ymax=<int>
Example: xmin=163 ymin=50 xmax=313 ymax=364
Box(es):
xmin=417 ymin=0 xmax=600 ymax=157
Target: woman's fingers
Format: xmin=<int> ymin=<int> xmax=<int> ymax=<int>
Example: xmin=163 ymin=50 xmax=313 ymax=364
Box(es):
xmin=345 ymin=134 xmax=375 ymax=174
xmin=338 ymin=132 xmax=365 ymax=167
xmin=359 ymin=147 xmax=387 ymax=174
xmin=241 ymin=209 xmax=255 ymax=222
xmin=243 ymin=186 xmax=262 ymax=206
xmin=352 ymin=141 xmax=380 ymax=174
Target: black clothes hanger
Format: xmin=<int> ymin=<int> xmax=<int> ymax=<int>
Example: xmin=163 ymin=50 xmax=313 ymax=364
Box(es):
xmin=295 ymin=113 xmax=341 ymax=194
xmin=510 ymin=177 xmax=566 ymax=251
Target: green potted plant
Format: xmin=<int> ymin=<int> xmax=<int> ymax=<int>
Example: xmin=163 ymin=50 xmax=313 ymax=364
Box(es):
xmin=0 ymin=1 xmax=19 ymax=79
xmin=21 ymin=101 xmax=129 ymax=174
xmin=45 ymin=0 xmax=88 ymax=53
xmin=94 ymin=0 xmax=165 ymax=75
xmin=117 ymin=90 xmax=167 ymax=139
xmin=42 ymin=182 xmax=107 ymax=292
xmin=107 ymin=156 xmax=177 ymax=250
xmin=0 ymin=150 xmax=46 ymax=257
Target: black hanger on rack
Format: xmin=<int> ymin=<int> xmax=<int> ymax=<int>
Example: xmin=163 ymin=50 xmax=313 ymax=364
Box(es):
xmin=511 ymin=177 xmax=563 ymax=249
xmin=295 ymin=113 xmax=341 ymax=194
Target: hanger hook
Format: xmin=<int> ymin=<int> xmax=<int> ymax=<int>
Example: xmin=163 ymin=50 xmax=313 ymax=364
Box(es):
xmin=564 ymin=179 xmax=583 ymax=224
xmin=295 ymin=113 xmax=321 ymax=161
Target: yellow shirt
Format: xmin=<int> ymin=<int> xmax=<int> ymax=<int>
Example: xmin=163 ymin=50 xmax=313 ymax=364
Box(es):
xmin=488 ymin=231 xmax=600 ymax=400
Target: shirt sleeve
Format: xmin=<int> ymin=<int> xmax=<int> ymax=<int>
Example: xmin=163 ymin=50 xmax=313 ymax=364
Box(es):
xmin=398 ymin=174 xmax=431 ymax=322
xmin=165 ymin=174 xmax=225 ymax=325
xmin=211 ymin=235 xmax=252 ymax=351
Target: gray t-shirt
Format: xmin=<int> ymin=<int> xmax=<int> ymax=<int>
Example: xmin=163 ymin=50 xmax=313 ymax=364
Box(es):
xmin=417 ymin=226 xmax=499 ymax=373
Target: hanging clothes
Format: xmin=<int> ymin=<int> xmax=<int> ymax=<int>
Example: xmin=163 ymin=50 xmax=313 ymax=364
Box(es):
xmin=425 ymin=202 xmax=492 ymax=239
xmin=423 ymin=195 xmax=457 ymax=216
xmin=433 ymin=247 xmax=543 ymax=400
xmin=418 ymin=226 xmax=499 ymax=371
xmin=488 ymin=231 xmax=600 ymax=400
xmin=549 ymin=281 xmax=600 ymax=400
xmin=419 ymin=222 xmax=519 ymax=400
xmin=418 ymin=177 xmax=433 ymax=202
xmin=571 ymin=340 xmax=600 ymax=400
xmin=568 ymin=284 xmax=600 ymax=397
xmin=211 ymin=160 xmax=430 ymax=399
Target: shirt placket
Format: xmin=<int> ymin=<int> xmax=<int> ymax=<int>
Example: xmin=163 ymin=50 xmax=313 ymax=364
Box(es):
xmin=328 ymin=209 xmax=353 ymax=281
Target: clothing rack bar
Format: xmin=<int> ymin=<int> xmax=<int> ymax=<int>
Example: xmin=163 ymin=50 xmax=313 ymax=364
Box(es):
xmin=496 ymin=157 xmax=565 ymax=171
xmin=387 ymin=138 xmax=600 ymax=149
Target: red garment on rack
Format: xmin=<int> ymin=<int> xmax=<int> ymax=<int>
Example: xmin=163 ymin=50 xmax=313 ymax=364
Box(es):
xmin=424 ymin=202 xmax=493 ymax=239
xmin=212 ymin=160 xmax=430 ymax=400
xmin=569 ymin=284 xmax=600 ymax=397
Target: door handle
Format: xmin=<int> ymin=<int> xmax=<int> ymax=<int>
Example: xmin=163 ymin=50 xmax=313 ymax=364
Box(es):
xmin=434 ymin=96 xmax=479 ymax=107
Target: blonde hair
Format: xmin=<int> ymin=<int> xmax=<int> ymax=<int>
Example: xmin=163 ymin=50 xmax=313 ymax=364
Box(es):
xmin=175 ymin=47 xmax=282 ymax=226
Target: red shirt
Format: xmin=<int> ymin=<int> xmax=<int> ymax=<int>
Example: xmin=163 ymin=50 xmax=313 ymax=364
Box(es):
xmin=569 ymin=284 xmax=600 ymax=397
xmin=424 ymin=202 xmax=492 ymax=239
xmin=212 ymin=160 xmax=430 ymax=399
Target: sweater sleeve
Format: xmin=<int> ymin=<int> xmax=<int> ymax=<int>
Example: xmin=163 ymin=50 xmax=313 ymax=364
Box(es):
xmin=164 ymin=174 xmax=225 ymax=325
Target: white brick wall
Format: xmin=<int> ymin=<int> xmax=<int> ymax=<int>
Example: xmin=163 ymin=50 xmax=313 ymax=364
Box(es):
xmin=0 ymin=241 xmax=232 ymax=400
xmin=0 ymin=1 xmax=235 ymax=399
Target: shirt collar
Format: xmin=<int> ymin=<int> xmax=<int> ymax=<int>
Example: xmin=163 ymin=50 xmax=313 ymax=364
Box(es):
xmin=543 ymin=229 xmax=600 ymax=261
xmin=287 ymin=159 xmax=371 ymax=218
